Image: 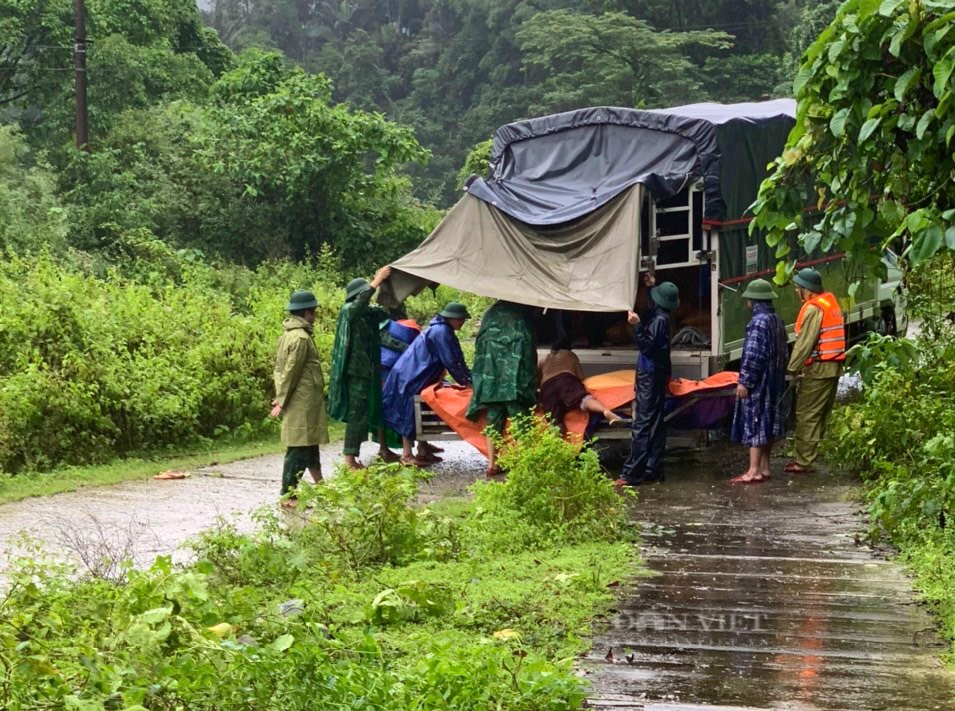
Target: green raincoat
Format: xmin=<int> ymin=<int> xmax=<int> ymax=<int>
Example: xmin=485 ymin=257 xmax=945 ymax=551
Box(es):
xmin=466 ymin=302 xmax=538 ymax=421
xmin=328 ymin=288 xmax=387 ymax=427
xmin=274 ymin=316 xmax=329 ymax=446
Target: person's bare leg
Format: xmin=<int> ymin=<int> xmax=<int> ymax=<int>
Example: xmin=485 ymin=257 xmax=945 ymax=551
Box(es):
xmin=307 ymin=467 xmax=323 ymax=483
xmin=758 ymin=444 xmax=772 ymax=479
xmin=377 ymin=428 xmax=400 ymax=463
xmin=399 ymin=437 xmax=431 ymax=467
xmin=485 ymin=437 xmax=501 ymax=477
xmin=416 ymin=440 xmax=442 ymax=462
xmin=581 ymin=395 xmax=625 ymax=424
xmin=344 ymin=454 xmax=364 ymax=470
xmin=731 ymin=447 xmax=763 ymax=483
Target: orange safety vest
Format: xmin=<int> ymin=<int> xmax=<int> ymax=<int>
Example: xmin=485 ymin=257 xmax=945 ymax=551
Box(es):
xmin=795 ymin=292 xmax=846 ymax=365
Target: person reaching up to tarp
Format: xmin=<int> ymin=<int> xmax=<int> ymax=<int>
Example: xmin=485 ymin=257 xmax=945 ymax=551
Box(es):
xmin=617 ymin=275 xmax=680 ymax=487
xmin=466 ymin=301 xmax=538 ymax=477
xmin=328 ymin=265 xmax=399 ymax=470
xmin=383 ymin=302 xmax=473 ymax=467
xmin=538 ymin=339 xmax=628 ymax=434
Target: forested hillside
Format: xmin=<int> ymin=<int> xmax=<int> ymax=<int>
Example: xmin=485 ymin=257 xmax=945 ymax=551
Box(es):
xmin=203 ymin=0 xmax=838 ymax=204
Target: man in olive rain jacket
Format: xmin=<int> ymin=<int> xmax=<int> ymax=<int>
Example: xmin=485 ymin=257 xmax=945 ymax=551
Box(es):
xmin=272 ymin=290 xmax=329 ymax=506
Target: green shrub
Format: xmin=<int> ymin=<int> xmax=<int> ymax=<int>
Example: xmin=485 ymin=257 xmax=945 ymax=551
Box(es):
xmin=0 ymin=251 xmax=350 ymax=474
xmin=293 ymin=464 xmax=438 ymax=572
xmin=0 ymin=127 xmax=69 ymax=255
xmin=825 ymin=316 xmax=955 ymax=655
xmin=468 ymin=415 xmax=633 ymax=551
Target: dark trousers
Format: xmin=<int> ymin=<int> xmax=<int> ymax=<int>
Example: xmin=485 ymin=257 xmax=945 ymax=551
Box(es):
xmin=622 ymin=370 xmax=668 ymax=484
xmin=343 ymin=377 xmax=370 ymax=456
xmin=282 ymin=446 xmax=321 ymax=495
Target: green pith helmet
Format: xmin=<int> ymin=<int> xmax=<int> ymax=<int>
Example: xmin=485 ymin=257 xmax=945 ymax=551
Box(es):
xmin=439 ymin=302 xmax=471 ymax=320
xmin=286 ymin=290 xmax=319 ymax=312
xmin=793 ymin=268 xmax=824 ymax=293
xmin=650 ymin=281 xmax=680 ymax=311
xmin=741 ymin=278 xmax=778 ymax=301
xmin=345 ymin=277 xmax=371 ymax=301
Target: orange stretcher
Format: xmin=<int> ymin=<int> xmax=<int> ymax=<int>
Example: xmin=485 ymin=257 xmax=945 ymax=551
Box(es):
xmin=418 ymin=370 xmax=739 ymax=458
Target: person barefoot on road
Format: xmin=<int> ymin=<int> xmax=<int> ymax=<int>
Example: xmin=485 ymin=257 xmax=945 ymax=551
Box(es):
xmin=272 ymin=290 xmax=329 ymax=508
xmin=729 ymin=279 xmax=788 ymax=485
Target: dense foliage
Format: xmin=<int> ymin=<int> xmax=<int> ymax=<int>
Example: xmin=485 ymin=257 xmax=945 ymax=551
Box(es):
xmin=0 ymin=249 xmax=328 ymax=474
xmin=751 ymin=0 xmax=955 ymax=281
xmin=202 ymin=0 xmax=840 ymax=204
xmin=3 ymin=446 xmax=634 ymax=709
xmin=826 ymin=317 xmax=955 ymax=652
xmin=471 ymin=416 xmax=632 ymax=552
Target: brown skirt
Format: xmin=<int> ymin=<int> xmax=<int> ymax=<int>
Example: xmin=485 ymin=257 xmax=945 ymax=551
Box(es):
xmin=539 ymin=372 xmax=589 ymax=430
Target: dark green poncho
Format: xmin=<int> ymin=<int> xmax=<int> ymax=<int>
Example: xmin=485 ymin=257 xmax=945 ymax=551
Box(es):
xmin=328 ymin=289 xmax=387 ymax=426
xmin=466 ymin=302 xmax=538 ymax=421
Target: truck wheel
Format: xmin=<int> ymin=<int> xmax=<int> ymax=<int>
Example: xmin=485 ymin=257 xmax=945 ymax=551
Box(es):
xmin=877 ymin=305 xmax=897 ymax=337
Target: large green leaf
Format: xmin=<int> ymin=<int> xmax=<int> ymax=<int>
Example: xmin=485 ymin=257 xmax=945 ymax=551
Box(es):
xmin=859 ymin=117 xmax=882 ymax=143
xmin=945 ymin=226 xmax=955 ymax=251
xmin=894 ymin=67 xmax=921 ymax=101
xmin=916 ymin=110 xmax=934 ymax=139
xmin=910 ymin=225 xmax=945 ymax=264
xmin=933 ymin=53 xmax=955 ymax=99
xmin=878 ymin=0 xmax=904 ymax=16
xmin=830 ymin=108 xmax=850 ymax=138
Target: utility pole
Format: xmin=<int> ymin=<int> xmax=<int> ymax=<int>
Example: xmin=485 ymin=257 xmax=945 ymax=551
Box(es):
xmin=74 ymin=0 xmax=89 ymax=150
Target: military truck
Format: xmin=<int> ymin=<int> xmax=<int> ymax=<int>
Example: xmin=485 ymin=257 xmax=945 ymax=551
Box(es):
xmin=381 ymin=100 xmax=905 ymax=440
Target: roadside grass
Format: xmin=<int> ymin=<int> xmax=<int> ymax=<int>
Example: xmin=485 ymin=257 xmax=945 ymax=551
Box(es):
xmin=897 ymin=532 xmax=955 ymax=665
xmin=3 ymin=420 xmax=640 ymax=710
xmin=0 ymin=423 xmax=345 ymax=505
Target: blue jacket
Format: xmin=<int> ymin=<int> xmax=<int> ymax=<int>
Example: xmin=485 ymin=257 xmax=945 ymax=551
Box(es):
xmin=382 ymin=316 xmax=472 ymax=438
xmin=634 ymin=305 xmax=672 ymax=375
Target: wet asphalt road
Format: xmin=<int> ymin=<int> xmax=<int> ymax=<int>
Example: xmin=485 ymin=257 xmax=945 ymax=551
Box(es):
xmin=0 ymin=441 xmax=485 ymax=573
xmin=584 ymin=445 xmax=955 ymax=711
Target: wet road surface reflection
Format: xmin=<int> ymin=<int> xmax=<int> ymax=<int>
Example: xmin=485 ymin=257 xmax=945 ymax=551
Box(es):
xmin=586 ymin=444 xmax=955 ymax=711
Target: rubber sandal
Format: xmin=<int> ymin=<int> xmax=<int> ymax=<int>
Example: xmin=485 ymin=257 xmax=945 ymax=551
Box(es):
xmin=784 ymin=462 xmax=812 ymax=474
xmin=377 ymin=450 xmax=401 ymax=464
xmin=730 ymin=473 xmax=766 ymax=485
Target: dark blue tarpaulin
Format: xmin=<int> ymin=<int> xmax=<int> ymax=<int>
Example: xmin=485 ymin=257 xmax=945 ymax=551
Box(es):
xmin=466 ymin=100 xmax=796 ymax=225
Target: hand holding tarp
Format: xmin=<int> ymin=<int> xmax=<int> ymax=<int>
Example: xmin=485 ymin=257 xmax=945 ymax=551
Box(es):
xmin=372 ymin=265 xmax=392 ymax=288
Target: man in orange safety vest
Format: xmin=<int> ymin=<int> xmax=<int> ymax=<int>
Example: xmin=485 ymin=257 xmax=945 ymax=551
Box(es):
xmin=785 ymin=268 xmax=846 ymax=474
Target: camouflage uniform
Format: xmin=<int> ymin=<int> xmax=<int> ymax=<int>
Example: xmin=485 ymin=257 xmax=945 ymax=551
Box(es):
xmin=465 ymin=302 xmax=538 ymax=432
xmin=328 ymin=288 xmax=388 ymax=455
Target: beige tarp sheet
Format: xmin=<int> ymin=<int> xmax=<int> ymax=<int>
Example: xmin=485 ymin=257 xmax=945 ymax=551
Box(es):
xmin=379 ymin=185 xmax=643 ymax=312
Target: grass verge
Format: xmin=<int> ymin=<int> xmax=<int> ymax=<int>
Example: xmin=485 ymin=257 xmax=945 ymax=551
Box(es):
xmin=3 ymin=419 xmax=640 ymax=709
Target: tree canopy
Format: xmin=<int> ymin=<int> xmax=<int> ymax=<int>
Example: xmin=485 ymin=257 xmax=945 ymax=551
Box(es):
xmin=751 ymin=0 xmax=955 ymax=279
xmin=202 ymin=0 xmax=834 ymax=204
